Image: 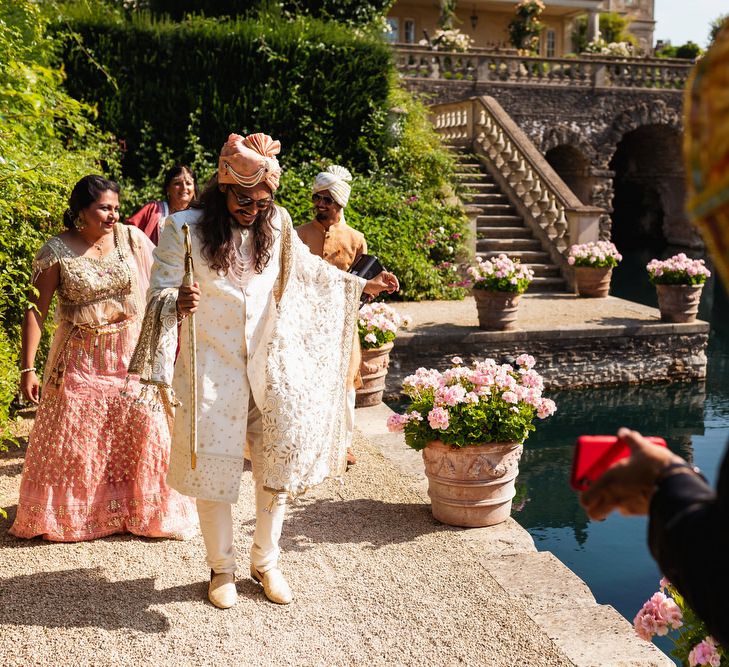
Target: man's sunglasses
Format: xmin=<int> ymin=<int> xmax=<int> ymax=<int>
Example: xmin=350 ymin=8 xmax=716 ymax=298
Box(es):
xmin=312 ymin=193 xmax=335 ymax=206
xmin=231 ymin=191 xmax=275 ymax=210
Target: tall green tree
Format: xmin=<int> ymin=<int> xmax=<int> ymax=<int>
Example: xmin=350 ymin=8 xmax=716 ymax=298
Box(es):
xmin=708 ymin=13 xmax=728 ymax=47
xmin=571 ymin=11 xmax=636 ymax=53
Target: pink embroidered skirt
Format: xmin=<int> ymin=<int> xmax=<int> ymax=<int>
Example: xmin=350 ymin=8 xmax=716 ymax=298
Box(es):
xmin=10 ymin=321 xmax=196 ymax=541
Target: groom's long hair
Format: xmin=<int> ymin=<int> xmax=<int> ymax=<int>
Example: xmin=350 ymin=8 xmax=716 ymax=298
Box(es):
xmin=192 ymin=175 xmax=276 ymax=275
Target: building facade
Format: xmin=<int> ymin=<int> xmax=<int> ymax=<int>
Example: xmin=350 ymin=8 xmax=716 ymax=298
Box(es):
xmin=387 ymin=0 xmax=656 ymax=56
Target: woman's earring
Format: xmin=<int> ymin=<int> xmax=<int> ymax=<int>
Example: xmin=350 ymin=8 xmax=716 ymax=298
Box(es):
xmin=74 ymin=216 xmax=86 ymax=230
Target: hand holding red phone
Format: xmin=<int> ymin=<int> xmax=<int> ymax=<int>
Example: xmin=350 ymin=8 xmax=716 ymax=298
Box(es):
xmin=579 ymin=428 xmax=684 ymax=520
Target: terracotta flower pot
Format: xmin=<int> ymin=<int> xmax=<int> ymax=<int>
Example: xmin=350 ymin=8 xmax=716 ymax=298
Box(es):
xmin=472 ymin=289 xmax=522 ymax=331
xmin=655 ymin=284 xmax=704 ymax=323
xmin=421 ymin=439 xmax=523 ymax=527
xmin=355 ymin=341 xmax=394 ymax=407
xmin=574 ymin=266 xmax=613 ymax=298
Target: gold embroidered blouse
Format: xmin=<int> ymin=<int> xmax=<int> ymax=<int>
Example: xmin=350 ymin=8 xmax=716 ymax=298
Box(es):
xmin=33 ymin=225 xmax=142 ymax=327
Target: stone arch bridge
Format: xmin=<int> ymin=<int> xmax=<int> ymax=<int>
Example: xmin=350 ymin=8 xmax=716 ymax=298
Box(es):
xmin=396 ymin=47 xmax=700 ymax=251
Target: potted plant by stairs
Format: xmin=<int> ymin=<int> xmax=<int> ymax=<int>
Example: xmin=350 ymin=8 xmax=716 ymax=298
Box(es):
xmin=387 ymin=355 xmax=556 ymax=527
xmin=355 ymin=302 xmax=410 ymax=407
xmin=467 ymin=254 xmax=533 ymax=330
xmin=646 ymin=253 xmax=711 ymax=323
xmin=567 ymin=241 xmax=623 ymax=297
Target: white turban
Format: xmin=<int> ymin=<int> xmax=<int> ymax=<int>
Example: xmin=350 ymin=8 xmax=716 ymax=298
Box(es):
xmin=312 ymin=165 xmax=352 ymax=208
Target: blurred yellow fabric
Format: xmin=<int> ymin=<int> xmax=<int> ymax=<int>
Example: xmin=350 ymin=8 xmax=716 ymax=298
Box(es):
xmin=684 ymin=18 xmax=729 ymax=287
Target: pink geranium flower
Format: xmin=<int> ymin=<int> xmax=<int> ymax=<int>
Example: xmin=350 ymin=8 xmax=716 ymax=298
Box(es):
xmin=633 ymin=592 xmax=683 ymax=641
xmin=427 ymin=407 xmax=450 ymax=430
xmin=688 ymin=637 xmax=722 ymax=667
xmin=387 ymin=356 xmax=556 ymax=449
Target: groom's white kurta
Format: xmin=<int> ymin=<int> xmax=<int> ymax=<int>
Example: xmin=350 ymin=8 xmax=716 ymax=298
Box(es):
xmin=143 ymin=206 xmax=364 ymax=503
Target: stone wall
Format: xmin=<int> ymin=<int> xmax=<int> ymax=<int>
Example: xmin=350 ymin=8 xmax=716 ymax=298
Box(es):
xmin=386 ymin=326 xmax=708 ymax=396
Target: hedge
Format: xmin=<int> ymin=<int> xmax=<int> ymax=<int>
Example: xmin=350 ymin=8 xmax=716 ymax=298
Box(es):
xmin=59 ymin=10 xmax=393 ymax=181
xmin=144 ymin=0 xmax=394 ymax=26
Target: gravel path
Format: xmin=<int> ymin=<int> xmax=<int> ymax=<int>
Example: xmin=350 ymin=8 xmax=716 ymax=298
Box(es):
xmin=1 ymin=420 xmax=572 ymax=667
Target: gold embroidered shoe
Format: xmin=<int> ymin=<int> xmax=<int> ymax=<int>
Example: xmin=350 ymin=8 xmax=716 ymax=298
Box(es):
xmin=208 ymin=570 xmax=237 ymax=609
xmin=250 ymin=565 xmax=293 ymax=605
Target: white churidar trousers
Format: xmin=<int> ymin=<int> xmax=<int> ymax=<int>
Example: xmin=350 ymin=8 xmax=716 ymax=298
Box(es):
xmin=196 ymin=400 xmax=286 ymax=575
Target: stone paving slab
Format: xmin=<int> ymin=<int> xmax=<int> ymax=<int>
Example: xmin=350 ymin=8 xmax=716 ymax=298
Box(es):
xmin=394 ymin=294 xmax=709 ymax=339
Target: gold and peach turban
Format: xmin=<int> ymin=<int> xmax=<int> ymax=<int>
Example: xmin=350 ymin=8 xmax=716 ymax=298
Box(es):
xmin=218 ymin=132 xmax=282 ymax=192
xmin=312 ymin=165 xmax=352 ymax=208
xmin=684 ymin=19 xmax=729 ymax=288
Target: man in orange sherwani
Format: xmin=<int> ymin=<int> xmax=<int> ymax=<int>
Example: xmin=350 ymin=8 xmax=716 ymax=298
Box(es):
xmin=297 ymin=165 xmax=366 ymax=465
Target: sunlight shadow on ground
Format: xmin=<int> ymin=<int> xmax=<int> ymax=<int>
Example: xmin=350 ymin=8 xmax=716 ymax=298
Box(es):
xmin=0 ymin=567 xmax=204 ymax=633
xmin=282 ymin=497 xmax=449 ymax=552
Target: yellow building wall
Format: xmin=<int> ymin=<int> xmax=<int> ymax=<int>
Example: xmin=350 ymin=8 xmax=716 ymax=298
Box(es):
xmin=387 ymin=3 xmax=573 ymax=56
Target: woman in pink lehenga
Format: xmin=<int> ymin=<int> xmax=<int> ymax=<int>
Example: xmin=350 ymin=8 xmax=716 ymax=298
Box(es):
xmin=10 ymin=175 xmax=196 ymax=541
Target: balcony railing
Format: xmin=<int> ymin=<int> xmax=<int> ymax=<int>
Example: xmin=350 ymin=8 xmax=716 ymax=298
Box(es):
xmin=394 ymin=45 xmax=693 ymax=90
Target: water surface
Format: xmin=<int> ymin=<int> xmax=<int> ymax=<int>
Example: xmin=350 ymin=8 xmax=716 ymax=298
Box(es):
xmin=512 ymin=254 xmax=728 ymax=661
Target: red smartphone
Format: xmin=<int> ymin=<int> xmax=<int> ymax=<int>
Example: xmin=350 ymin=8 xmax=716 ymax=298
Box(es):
xmin=570 ymin=435 xmax=668 ymax=492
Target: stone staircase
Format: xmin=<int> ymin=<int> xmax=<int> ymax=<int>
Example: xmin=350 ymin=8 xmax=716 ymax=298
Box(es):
xmin=453 ymin=152 xmax=567 ymax=293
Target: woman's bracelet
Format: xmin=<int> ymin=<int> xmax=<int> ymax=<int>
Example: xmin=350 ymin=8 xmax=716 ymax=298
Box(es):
xmin=20 ymin=367 xmax=36 ymax=374
xmin=655 ymin=461 xmax=706 ymax=485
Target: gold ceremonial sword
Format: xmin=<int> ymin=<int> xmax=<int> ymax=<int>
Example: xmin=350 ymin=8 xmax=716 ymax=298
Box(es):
xmin=182 ymin=223 xmax=198 ymax=470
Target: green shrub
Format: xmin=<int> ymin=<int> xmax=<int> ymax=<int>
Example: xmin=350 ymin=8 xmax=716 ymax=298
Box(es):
xmin=708 ymin=14 xmax=729 ymax=47
xmin=657 ymin=40 xmax=704 ymax=60
xmin=117 ymin=108 xmax=217 ymax=218
xmin=571 ymin=12 xmax=636 ymax=53
xmin=675 ymin=41 xmax=703 ymax=60
xmin=0 ymin=327 xmax=19 ymax=447
xmin=139 ymin=0 xmax=394 ymax=26
xmin=58 ymin=9 xmax=392 ymax=181
xmin=0 ymin=0 xmax=114 ymax=427
xmin=279 ymin=163 xmax=467 ymax=301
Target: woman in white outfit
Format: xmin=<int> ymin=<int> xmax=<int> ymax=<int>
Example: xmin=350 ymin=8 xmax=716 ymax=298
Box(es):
xmin=130 ymin=132 xmax=398 ymax=608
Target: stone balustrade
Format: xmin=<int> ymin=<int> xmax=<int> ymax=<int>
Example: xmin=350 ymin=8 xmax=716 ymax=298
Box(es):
xmin=395 ymin=46 xmax=692 ymax=90
xmin=431 ymin=97 xmax=605 ymax=287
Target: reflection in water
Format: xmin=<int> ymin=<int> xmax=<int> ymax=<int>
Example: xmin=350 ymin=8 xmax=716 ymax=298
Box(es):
xmin=515 ymin=381 xmax=707 ymax=547
xmin=512 ymin=250 xmax=729 ymax=660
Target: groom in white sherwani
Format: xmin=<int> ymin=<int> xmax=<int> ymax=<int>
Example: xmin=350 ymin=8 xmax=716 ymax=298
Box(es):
xmin=132 ymin=132 xmax=398 ymax=609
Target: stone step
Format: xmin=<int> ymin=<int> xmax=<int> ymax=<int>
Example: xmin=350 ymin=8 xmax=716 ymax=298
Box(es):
xmin=455 ymin=164 xmax=494 ymax=176
xmin=459 ymin=184 xmax=501 ymax=195
xmin=524 ymin=263 xmax=562 ymax=278
xmin=458 ymin=180 xmax=500 ymax=188
xmin=476 ymin=215 xmax=522 ymax=227
xmin=478 ymin=249 xmax=551 ymax=263
xmin=463 ymin=183 xmax=498 ymax=192
xmin=462 ymin=191 xmax=508 ymax=203
xmin=455 ymin=171 xmax=493 ymax=180
xmin=477 ymin=238 xmax=543 ymax=252
xmin=470 ymin=204 xmax=515 ymax=214
xmin=478 ymin=226 xmax=532 ymax=239
xmin=476 ymin=214 xmax=523 ymax=224
xmin=528 ymin=276 xmax=568 ymax=292
xmin=446 ymin=146 xmax=569 ymax=293
xmin=467 ymin=193 xmax=511 ymax=206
